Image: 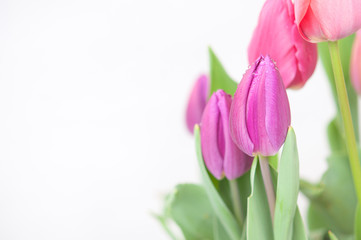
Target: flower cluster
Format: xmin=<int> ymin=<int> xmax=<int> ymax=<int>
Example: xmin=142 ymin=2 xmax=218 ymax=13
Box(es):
xmin=160 ymin=0 xmax=361 ymax=239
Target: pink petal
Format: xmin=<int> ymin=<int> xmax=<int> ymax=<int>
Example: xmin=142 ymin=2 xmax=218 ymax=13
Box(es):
xmin=295 ymin=0 xmax=361 ymax=42
xmin=248 ymin=0 xmax=317 ymax=89
xmin=351 ymin=30 xmax=361 ymax=95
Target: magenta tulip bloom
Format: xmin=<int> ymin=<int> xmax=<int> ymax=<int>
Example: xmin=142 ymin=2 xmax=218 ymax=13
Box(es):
xmin=185 ymin=75 xmax=209 ymax=133
xmin=230 ymin=55 xmax=291 ymax=157
xmin=200 ymin=90 xmax=253 ymax=180
xmin=295 ymin=0 xmax=361 ymax=42
xmin=351 ymin=31 xmax=361 ymax=95
xmin=248 ymin=0 xmax=317 ymax=89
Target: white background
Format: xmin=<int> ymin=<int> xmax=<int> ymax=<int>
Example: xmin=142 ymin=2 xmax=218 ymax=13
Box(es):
xmin=0 ymin=0 xmax=339 ymax=239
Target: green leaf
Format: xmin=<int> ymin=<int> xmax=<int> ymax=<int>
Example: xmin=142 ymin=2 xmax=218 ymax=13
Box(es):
xmin=328 ymin=231 xmax=339 ymax=240
xmin=274 ymin=127 xmax=300 ymax=240
xmin=318 ymin=35 xmax=359 ymax=142
xmin=209 ymin=48 xmax=238 ymax=97
xmin=247 ymin=157 xmax=274 ymax=240
xmin=268 ymin=154 xmax=279 ymax=171
xmin=355 ymin=205 xmax=361 ymax=239
xmin=217 ymin=171 xmax=251 ymax=221
xmin=154 ymin=192 xmax=181 ymax=240
xmin=194 ymin=125 xmax=242 ymax=240
xmin=167 ymin=184 xmax=214 ymax=240
xmin=299 ymin=179 xmax=324 ymax=200
xmin=213 ymin=217 xmax=231 ymax=240
xmin=305 ymin=153 xmax=357 ymax=235
xmin=307 ymin=203 xmax=338 ymax=235
xmin=292 ymin=208 xmax=307 ymax=240
xmin=327 ymin=118 xmax=346 ymax=154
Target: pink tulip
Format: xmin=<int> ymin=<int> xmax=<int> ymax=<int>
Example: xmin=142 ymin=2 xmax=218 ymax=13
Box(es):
xmin=230 ymin=55 xmax=291 ymax=157
xmin=185 ymin=75 xmax=209 ymax=133
xmin=200 ymin=90 xmax=253 ymax=180
xmin=351 ymin=30 xmax=361 ymax=95
xmin=248 ymin=0 xmax=317 ymax=89
xmin=295 ymin=0 xmax=361 ymax=42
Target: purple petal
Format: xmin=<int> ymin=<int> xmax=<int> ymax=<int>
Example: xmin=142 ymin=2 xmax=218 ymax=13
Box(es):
xmin=264 ymin=56 xmax=291 ymax=154
xmin=200 ymin=91 xmax=224 ymax=179
xmin=218 ymin=91 xmax=254 ymax=179
xmin=246 ymin=56 xmax=291 ymax=156
xmin=230 ymin=60 xmax=259 ymax=156
xmin=186 ymin=75 xmax=209 ymax=133
xmin=231 ymin=55 xmax=291 ymax=157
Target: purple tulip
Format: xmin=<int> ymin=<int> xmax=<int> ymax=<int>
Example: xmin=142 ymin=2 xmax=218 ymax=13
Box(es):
xmin=200 ymin=90 xmax=253 ymax=180
xmin=185 ymin=74 xmax=209 ymax=133
xmin=230 ymin=55 xmax=291 ymax=157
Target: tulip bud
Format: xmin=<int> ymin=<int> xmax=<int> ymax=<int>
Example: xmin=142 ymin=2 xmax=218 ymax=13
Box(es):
xmin=230 ymin=55 xmax=291 ymax=157
xmin=351 ymin=31 xmax=361 ymax=95
xmin=185 ymin=75 xmax=209 ymax=133
xmin=294 ymin=0 xmax=361 ymax=42
xmin=248 ymin=0 xmax=317 ymax=89
xmin=200 ymin=90 xmax=253 ymax=180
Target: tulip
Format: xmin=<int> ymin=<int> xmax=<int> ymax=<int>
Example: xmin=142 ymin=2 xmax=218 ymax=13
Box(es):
xmin=185 ymin=74 xmax=209 ymax=133
xmin=200 ymin=90 xmax=253 ymax=180
xmin=351 ymin=31 xmax=361 ymax=95
xmin=248 ymin=0 xmax=317 ymax=89
xmin=230 ymin=55 xmax=291 ymax=156
xmin=294 ymin=0 xmax=361 ymax=42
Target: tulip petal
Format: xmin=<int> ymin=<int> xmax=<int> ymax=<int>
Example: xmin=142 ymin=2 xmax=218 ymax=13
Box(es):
xmin=296 ymin=1 xmax=328 ymax=42
xmin=248 ymin=0 xmax=317 ymax=89
xmin=292 ymin=24 xmax=317 ymax=89
xmin=216 ymin=91 xmax=253 ymax=179
xmin=351 ymin=31 xmax=361 ymax=95
xmin=200 ymin=92 xmax=224 ymax=179
xmin=230 ymin=56 xmax=291 ymax=157
xmin=264 ymin=56 xmax=291 ymax=154
xmin=245 ymin=56 xmax=283 ymax=156
xmin=230 ymin=61 xmax=258 ymax=156
xmin=295 ymin=0 xmax=361 ymax=42
xmin=311 ymin=0 xmax=361 ymax=41
xmin=186 ymin=75 xmax=209 ymax=133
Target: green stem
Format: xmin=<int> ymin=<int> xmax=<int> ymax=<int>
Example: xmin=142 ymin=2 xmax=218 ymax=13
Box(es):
xmin=328 ymin=41 xmax=361 ymax=209
xmin=229 ymin=179 xmax=243 ymax=227
xmin=259 ymin=155 xmax=275 ymax=224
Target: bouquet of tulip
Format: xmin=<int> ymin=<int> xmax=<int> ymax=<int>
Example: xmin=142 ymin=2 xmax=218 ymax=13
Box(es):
xmin=156 ymin=0 xmax=361 ymax=239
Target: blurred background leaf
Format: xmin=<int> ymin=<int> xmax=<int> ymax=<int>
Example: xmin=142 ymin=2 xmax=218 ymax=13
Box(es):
xmin=302 ymin=154 xmax=357 ymax=237
xmin=166 ymin=184 xmax=215 ymax=240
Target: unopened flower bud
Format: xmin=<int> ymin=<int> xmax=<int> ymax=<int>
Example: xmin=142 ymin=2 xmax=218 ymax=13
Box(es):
xmin=201 ymin=90 xmax=253 ymax=179
xmin=230 ymin=55 xmax=291 ymax=156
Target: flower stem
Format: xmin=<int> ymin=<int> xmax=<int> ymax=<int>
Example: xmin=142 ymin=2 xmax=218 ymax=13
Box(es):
xmin=259 ymin=155 xmax=275 ymax=224
xmin=229 ymin=179 xmax=243 ymax=227
xmin=328 ymin=41 xmax=361 ymax=209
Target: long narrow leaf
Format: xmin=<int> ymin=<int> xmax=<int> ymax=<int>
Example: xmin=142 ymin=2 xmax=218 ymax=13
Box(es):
xmin=194 ymin=125 xmax=242 ymax=240
xmin=247 ymin=157 xmax=274 ymax=240
xmin=274 ymin=127 xmax=300 ymax=240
